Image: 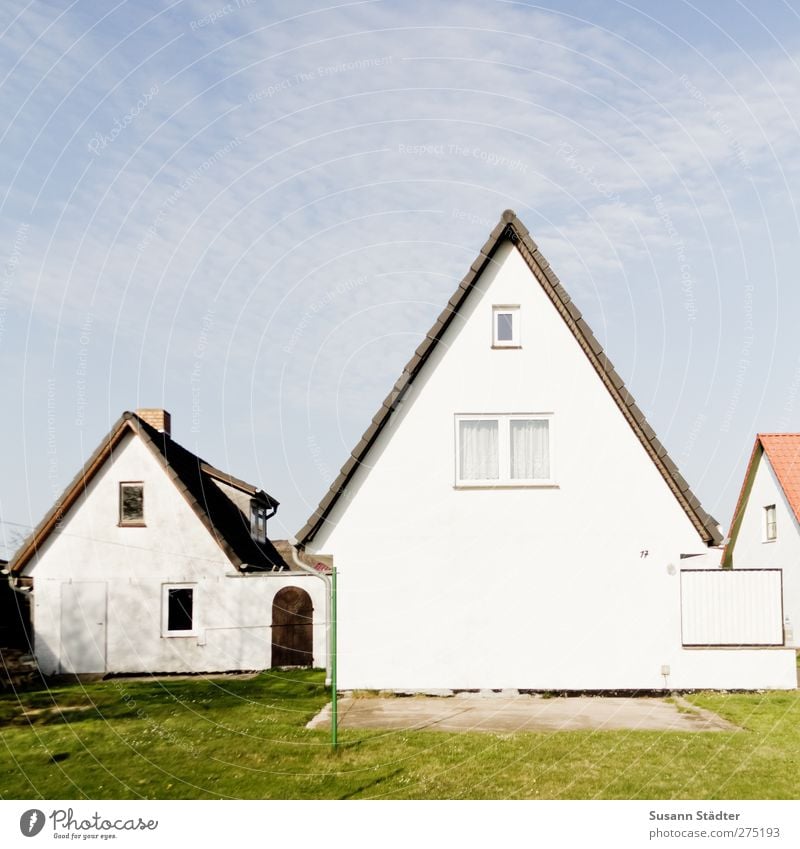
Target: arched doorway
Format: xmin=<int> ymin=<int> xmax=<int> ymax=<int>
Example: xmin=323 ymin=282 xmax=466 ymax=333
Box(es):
xmin=271 ymin=586 xmax=313 ymax=667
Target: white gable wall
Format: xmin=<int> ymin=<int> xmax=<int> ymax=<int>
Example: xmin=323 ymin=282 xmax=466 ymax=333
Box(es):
xmin=729 ymin=452 xmax=800 ymax=647
xmin=309 ymin=242 xmax=794 ymax=689
xmin=26 ymin=430 xmax=326 ymax=674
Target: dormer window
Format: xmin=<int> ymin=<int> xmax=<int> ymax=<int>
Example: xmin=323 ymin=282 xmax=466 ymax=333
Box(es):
xmin=119 ymin=482 xmax=144 ymax=526
xmin=492 ymin=305 xmax=520 ymax=347
xmin=251 ymin=501 xmax=268 ymax=542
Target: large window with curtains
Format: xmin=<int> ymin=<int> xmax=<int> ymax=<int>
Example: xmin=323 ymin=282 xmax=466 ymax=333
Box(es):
xmin=455 ymin=414 xmax=553 ymax=486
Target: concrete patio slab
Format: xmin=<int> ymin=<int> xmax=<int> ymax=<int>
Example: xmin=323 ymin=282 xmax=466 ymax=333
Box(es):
xmin=307 ymin=693 xmax=739 ymax=734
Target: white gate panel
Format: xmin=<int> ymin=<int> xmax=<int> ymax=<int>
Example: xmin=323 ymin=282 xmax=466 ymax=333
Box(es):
xmin=681 ymin=569 xmax=784 ymax=646
xmin=60 ymin=582 xmax=107 ymax=673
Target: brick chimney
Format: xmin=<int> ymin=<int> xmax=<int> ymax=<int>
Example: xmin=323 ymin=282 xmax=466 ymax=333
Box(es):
xmin=136 ymin=408 xmax=171 ymax=436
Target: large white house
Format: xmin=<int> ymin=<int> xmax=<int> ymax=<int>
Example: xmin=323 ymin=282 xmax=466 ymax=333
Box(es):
xmin=723 ymin=433 xmax=800 ymax=647
xmin=297 ymin=210 xmax=796 ymax=691
xmin=7 ymin=409 xmax=329 ymax=676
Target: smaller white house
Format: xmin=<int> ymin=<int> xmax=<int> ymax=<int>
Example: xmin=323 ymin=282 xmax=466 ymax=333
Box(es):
xmin=7 ymin=409 xmax=329 ymax=676
xmin=723 ymin=433 xmax=800 ymax=647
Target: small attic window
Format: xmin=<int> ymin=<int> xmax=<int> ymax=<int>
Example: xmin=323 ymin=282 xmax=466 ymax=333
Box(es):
xmin=764 ymin=504 xmax=777 ymax=541
xmin=251 ymin=501 xmax=268 ymax=543
xmin=493 ymin=306 xmax=519 ymax=347
xmin=119 ymin=482 xmax=144 ymax=526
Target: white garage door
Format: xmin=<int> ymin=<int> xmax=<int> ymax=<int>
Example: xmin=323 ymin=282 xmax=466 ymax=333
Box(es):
xmin=681 ymin=569 xmax=784 ymax=646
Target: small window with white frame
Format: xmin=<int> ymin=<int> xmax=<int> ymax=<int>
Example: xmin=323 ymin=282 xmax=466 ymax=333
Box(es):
xmin=162 ymin=585 xmax=196 ymax=636
xmin=764 ymin=504 xmax=777 ymax=541
xmin=492 ymin=305 xmax=520 ymax=347
xmin=455 ymin=414 xmax=553 ymax=486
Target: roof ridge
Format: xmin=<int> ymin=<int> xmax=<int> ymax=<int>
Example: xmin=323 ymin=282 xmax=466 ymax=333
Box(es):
xmin=758 ymin=432 xmax=800 ymax=438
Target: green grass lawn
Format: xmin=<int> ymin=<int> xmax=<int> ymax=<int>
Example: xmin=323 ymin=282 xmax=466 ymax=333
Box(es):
xmin=1 ymin=671 xmax=798 ymax=799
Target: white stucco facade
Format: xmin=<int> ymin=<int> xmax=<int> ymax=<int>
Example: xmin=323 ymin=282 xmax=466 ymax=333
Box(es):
xmin=727 ymin=451 xmax=800 ymax=648
xmin=307 ymin=240 xmax=795 ymax=690
xmin=24 ymin=431 xmax=327 ymax=675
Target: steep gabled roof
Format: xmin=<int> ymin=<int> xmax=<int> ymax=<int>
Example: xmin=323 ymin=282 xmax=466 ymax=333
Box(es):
xmin=9 ymin=412 xmax=288 ymax=575
xmin=723 ymin=433 xmax=800 ymax=565
xmin=297 ymin=209 xmax=722 ymax=548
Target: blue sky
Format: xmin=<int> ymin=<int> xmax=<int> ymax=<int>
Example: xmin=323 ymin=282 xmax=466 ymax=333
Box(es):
xmin=2 ymin=0 xmax=800 ymax=554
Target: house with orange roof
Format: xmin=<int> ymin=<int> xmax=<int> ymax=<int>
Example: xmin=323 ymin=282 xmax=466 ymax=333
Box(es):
xmin=723 ymin=434 xmax=800 ymax=648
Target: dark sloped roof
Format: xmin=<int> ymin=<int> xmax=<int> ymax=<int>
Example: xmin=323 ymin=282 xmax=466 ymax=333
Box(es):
xmin=9 ymin=412 xmax=288 ymax=575
xmin=136 ymin=416 xmax=288 ymax=571
xmin=297 ymin=209 xmax=722 ymax=547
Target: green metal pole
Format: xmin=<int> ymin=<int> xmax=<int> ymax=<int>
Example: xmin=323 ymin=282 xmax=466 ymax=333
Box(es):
xmin=331 ymin=566 xmax=338 ymax=750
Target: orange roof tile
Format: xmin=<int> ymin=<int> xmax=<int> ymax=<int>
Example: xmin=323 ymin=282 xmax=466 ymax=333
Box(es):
xmin=759 ymin=433 xmax=800 ymax=524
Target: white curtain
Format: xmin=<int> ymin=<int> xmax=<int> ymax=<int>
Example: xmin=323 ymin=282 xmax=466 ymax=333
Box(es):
xmin=459 ymin=419 xmax=499 ymax=480
xmin=510 ymin=419 xmax=549 ymax=479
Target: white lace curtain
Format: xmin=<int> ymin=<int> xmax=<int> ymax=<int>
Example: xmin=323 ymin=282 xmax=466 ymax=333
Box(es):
xmin=510 ymin=419 xmax=549 ymax=479
xmin=459 ymin=419 xmax=499 ymax=480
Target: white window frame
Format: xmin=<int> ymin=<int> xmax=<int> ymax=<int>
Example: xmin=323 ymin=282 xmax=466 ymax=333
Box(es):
xmin=454 ymin=413 xmax=554 ymax=487
xmin=492 ymin=305 xmax=520 ymax=348
xmin=764 ymin=504 xmax=777 ymax=542
xmin=162 ymin=584 xmax=197 ymax=637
